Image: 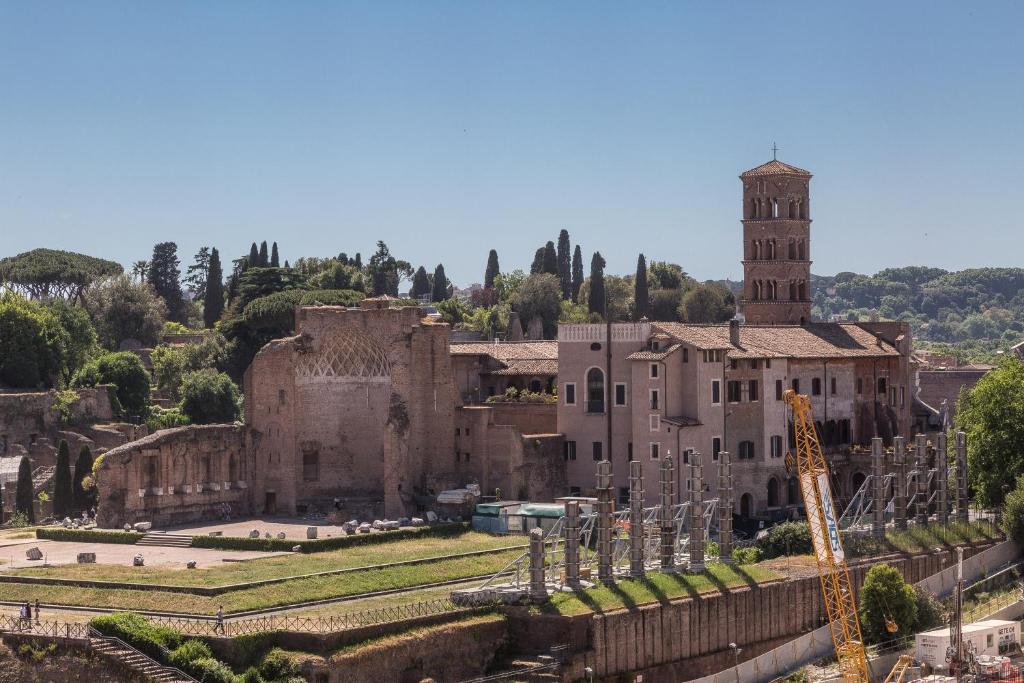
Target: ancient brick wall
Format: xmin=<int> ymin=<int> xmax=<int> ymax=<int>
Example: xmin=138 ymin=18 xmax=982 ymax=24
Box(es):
xmin=95 ymin=424 xmax=254 ymax=528
xmin=485 ymin=403 xmax=557 ymax=435
xmin=917 ymin=369 xmax=987 ymax=421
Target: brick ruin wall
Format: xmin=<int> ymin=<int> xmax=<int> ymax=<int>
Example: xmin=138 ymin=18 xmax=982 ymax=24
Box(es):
xmin=94 ymin=424 xmax=254 ymax=528
xmin=0 ymin=387 xmax=115 ymax=457
xmin=917 ymin=369 xmax=987 ymax=422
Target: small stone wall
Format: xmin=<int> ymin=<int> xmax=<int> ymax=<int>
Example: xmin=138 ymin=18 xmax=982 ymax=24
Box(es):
xmin=486 ymin=402 xmax=557 ymax=434
xmin=95 ymin=424 xmax=254 ymax=528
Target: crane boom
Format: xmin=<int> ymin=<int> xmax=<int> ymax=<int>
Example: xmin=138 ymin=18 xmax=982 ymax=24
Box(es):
xmin=784 ymin=390 xmax=871 ymax=682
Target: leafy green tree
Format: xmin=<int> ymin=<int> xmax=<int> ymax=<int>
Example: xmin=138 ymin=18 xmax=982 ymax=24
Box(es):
xmin=1002 ymin=475 xmax=1024 ymax=543
xmin=493 ymin=270 xmax=527 ymax=305
xmin=541 ymin=241 xmax=558 ymax=276
xmin=73 ymin=445 xmax=96 ymax=512
xmin=571 ymin=245 xmax=584 ymax=303
xmin=15 ymin=456 xmax=34 ymax=523
xmin=73 ymin=351 xmax=151 ymax=418
xmin=83 ymin=274 xmax=167 ymax=348
xmin=309 ymin=262 xmax=364 ymax=291
xmin=151 ymin=334 xmax=227 ymax=401
xmin=367 ymin=241 xmax=402 ymax=296
xmin=484 ymin=250 xmax=500 ymax=290
xmin=410 ymin=266 xmax=430 ymax=300
xmin=270 ymin=242 xmax=280 ymax=268
xmin=435 ymin=298 xmax=471 ymax=326
xmin=179 ymin=370 xmax=240 ymax=424
xmin=634 ymin=254 xmax=649 ymax=320
xmin=512 ymin=274 xmax=562 ymax=339
xmin=0 ymin=248 xmax=121 ymax=302
xmin=557 ymin=230 xmax=571 ymax=299
xmin=431 ymin=264 xmax=450 ymax=302
xmin=648 ymin=288 xmax=683 ymax=321
xmin=184 ymin=247 xmax=211 ymax=299
xmin=957 ymin=357 xmax=1024 ymax=507
xmin=754 ymin=521 xmax=813 ymax=558
xmin=258 ymin=241 xmax=269 ymax=267
xmin=648 ymin=261 xmax=689 ymax=290
xmin=0 ymin=293 xmax=70 ymax=388
xmin=147 ymin=242 xmax=185 ymax=323
xmin=47 ymin=299 xmax=98 ymax=381
xmin=679 ymin=283 xmax=734 ymax=323
xmin=203 ymin=248 xmax=224 ymax=328
xmin=587 ymin=252 xmax=607 ymax=318
xmin=53 ymin=439 xmax=74 ymax=518
xmin=858 ymin=564 xmax=917 ymax=644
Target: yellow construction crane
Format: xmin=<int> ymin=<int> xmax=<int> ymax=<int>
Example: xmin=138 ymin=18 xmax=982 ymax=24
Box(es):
xmin=784 ymin=390 xmax=871 ymax=683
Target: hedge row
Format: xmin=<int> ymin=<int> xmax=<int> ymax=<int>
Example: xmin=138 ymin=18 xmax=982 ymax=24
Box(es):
xmin=36 ymin=527 xmax=143 ymax=544
xmin=191 ymin=522 xmax=470 ymax=553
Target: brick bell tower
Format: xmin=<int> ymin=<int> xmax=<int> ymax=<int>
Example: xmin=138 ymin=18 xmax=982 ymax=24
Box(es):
xmin=738 ymin=153 xmax=813 ymax=325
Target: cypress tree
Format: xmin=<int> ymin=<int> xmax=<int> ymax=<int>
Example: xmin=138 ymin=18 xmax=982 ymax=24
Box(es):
xmin=634 ymin=253 xmax=649 ymax=320
xmin=270 ymin=242 xmax=280 ymax=268
xmin=15 ymin=456 xmax=34 ymax=523
xmin=353 ymin=253 xmax=362 ymax=270
xmin=248 ymin=242 xmax=260 ymax=267
xmin=73 ymin=445 xmax=95 ymax=512
xmin=284 ymin=260 xmax=290 ymax=268
xmin=571 ymin=245 xmax=584 ymax=303
xmin=484 ymin=250 xmax=500 ymax=289
xmin=203 ymin=247 xmax=225 ymax=328
xmin=147 ymin=241 xmax=185 ymax=323
xmin=588 ymin=251 xmax=607 ymax=318
xmin=530 ymin=247 xmax=545 ymax=274
xmin=432 ymin=264 xmax=449 ymax=302
xmin=258 ymin=241 xmax=269 ymax=267
xmin=53 ymin=439 xmax=73 ymax=518
xmin=542 ymin=241 xmax=558 ymax=276
xmin=410 ymin=266 xmax=430 ymax=300
xmin=557 ymin=230 xmax=571 ymax=299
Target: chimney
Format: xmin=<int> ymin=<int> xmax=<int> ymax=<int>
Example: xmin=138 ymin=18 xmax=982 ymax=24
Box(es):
xmin=729 ymin=318 xmax=740 ymax=347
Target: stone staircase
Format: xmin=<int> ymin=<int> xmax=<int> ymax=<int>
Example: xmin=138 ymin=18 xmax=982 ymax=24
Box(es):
xmin=136 ymin=532 xmax=193 ymax=548
xmin=89 ymin=630 xmax=197 ymax=682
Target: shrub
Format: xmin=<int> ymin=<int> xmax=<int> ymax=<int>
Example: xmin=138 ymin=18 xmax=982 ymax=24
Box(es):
xmin=913 ymin=586 xmax=944 ymax=632
xmin=53 ymin=389 xmax=80 ymax=425
xmin=168 ymin=639 xmax=215 ymax=676
xmin=90 ymin=612 xmax=181 ymax=661
xmin=188 ymin=657 xmax=236 ymax=683
xmin=73 ymin=445 xmax=96 ymax=512
xmin=259 ymin=648 xmax=299 ymax=680
xmin=178 ymin=370 xmax=240 ymax=424
xmin=731 ymin=546 xmax=761 ymax=565
xmin=73 ymin=351 xmax=151 ymax=418
xmin=238 ymin=668 xmax=266 ymax=683
xmin=858 ymin=564 xmax=917 ymax=644
xmin=37 ymin=528 xmax=142 ymax=544
xmin=190 ymin=522 xmax=469 ymax=553
xmin=147 ymin=405 xmax=192 ymax=431
xmin=755 ymin=521 xmax=813 ymax=559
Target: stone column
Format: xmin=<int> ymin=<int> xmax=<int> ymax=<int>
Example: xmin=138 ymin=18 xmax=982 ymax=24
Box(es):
xmin=689 ymin=451 xmax=705 ymax=572
xmin=893 ymin=436 xmax=907 ymax=531
xmin=563 ymin=499 xmax=581 ymax=589
xmin=596 ymin=460 xmax=614 ymax=584
xmin=529 ymin=527 xmax=548 ymax=603
xmin=936 ymin=432 xmax=949 ymax=525
xmin=659 ymin=455 xmax=676 ymax=573
xmin=915 ymin=434 xmax=929 ymax=526
xmin=718 ymin=450 xmax=733 ymax=564
xmin=955 ymin=431 xmax=969 ymax=523
xmin=871 ymin=437 xmax=885 ymax=540
xmin=628 ymin=460 xmax=645 ymax=579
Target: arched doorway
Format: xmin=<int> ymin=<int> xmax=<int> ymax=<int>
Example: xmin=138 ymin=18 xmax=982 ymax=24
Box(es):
xmin=787 ymin=477 xmax=799 ymax=506
xmin=740 ymin=493 xmax=753 ymax=518
xmin=851 ymin=471 xmax=867 ymax=495
xmin=767 ymin=477 xmax=780 ymax=508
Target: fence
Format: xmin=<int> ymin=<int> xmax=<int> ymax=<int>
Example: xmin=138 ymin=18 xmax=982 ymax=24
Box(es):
xmin=0 ymin=614 xmax=90 ymax=640
xmin=150 ymin=597 xmax=470 ymax=636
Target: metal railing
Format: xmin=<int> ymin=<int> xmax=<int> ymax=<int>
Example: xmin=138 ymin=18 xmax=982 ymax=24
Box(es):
xmin=88 ymin=626 xmax=198 ymax=682
xmin=149 ymin=597 xmax=470 ymax=636
xmin=0 ymin=614 xmax=90 ymax=639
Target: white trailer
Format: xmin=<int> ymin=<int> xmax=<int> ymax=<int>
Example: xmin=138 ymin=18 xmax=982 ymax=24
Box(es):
xmin=915 ymin=619 xmax=1020 ymax=667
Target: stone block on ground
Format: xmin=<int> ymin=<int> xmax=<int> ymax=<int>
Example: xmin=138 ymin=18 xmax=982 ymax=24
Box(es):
xmin=132 ymin=555 xmax=144 ymax=567
xmin=133 ymin=522 xmax=152 ymax=532
xmin=425 ymin=511 xmax=438 ymax=523
xmin=25 ymin=547 xmax=43 ymax=561
xmin=276 ymin=532 xmax=286 ymax=539
xmin=76 ymin=552 xmax=96 ymax=564
xmin=306 ymin=526 xmax=318 ymax=539
xmin=249 ymin=529 xmax=260 ymax=539
xmin=411 ymin=517 xmax=425 ymax=526
xmin=186 ymin=561 xmax=197 ymax=569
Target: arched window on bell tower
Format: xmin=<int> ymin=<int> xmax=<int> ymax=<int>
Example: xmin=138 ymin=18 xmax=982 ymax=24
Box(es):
xmin=797 ymin=239 xmax=806 ymax=261
xmin=772 ymin=198 xmax=779 ymax=218
xmin=800 ymin=199 xmax=809 ymax=219
xmin=789 ymin=281 xmax=798 ymax=301
xmin=788 ymin=238 xmax=796 ymax=260
xmin=789 ymin=200 xmax=797 ymax=219
xmin=799 ymin=281 xmax=808 ymax=301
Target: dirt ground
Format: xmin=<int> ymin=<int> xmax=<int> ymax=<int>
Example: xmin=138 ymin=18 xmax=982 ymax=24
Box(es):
xmin=0 ymin=641 xmax=134 ymax=682
xmin=0 ymin=538 xmax=284 ymax=570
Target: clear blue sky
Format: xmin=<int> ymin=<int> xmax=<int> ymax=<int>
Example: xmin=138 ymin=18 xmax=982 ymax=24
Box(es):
xmin=2 ymin=2 xmax=1022 ymax=287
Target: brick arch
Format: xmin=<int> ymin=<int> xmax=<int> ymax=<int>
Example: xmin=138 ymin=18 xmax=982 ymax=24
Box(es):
xmin=296 ymin=328 xmax=392 ymax=382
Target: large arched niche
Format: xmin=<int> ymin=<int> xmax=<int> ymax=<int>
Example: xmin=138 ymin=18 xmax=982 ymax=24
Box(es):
xmin=296 ymin=328 xmax=392 ymax=383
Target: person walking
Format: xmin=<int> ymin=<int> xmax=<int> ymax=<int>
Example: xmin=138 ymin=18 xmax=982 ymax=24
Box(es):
xmin=34 ymin=599 xmax=40 ymax=625
xmin=18 ymin=603 xmax=27 ymax=631
xmin=24 ymin=601 xmax=32 ymax=629
xmin=215 ymin=606 xmax=225 ymax=635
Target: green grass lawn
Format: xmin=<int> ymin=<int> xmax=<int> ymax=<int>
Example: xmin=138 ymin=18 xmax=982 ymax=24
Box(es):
xmin=10 ymin=531 xmax=524 ymax=587
xmin=0 ymin=549 xmax=523 ymax=615
xmin=880 ymin=520 xmax=1001 ymax=555
xmin=543 ymin=562 xmax=782 ymax=616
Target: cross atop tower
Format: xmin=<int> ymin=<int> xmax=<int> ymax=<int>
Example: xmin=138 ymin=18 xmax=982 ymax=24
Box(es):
xmin=771 ymin=142 xmax=778 ymax=160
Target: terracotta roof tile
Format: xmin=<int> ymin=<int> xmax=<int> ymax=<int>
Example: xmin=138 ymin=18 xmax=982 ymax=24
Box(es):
xmin=450 ymin=341 xmax=557 ymax=361
xmin=488 ymin=359 xmax=559 ymax=376
xmin=740 ymin=159 xmax=812 ymax=178
xmin=651 ymin=323 xmax=900 ymax=359
xmin=627 ymin=344 xmax=682 ymax=361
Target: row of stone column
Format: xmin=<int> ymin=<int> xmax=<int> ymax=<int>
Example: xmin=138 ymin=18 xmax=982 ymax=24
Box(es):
xmin=870 ymin=431 xmax=969 ymax=539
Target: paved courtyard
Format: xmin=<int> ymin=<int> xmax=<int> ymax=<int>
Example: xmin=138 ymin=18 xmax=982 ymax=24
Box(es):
xmin=0 ymin=537 xmax=285 ymax=570
xmin=164 ymin=515 xmax=383 ymax=540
